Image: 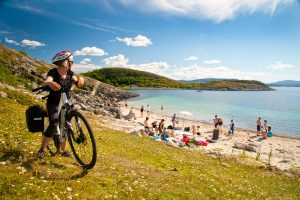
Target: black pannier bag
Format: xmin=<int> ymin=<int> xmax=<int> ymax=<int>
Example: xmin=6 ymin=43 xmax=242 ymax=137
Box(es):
xmin=25 ymin=105 xmax=47 ymax=133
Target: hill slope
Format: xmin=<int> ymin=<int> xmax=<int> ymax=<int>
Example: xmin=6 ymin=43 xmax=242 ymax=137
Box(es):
xmin=0 ymin=87 xmax=299 ymax=199
xmin=84 ymin=68 xmax=272 ymax=91
xmin=268 ymin=80 xmax=300 ymax=87
xmin=83 ymin=67 xmax=184 ymax=88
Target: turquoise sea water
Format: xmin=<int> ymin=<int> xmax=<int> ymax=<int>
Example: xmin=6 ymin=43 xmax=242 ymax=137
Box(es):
xmin=127 ymin=87 xmax=300 ymax=137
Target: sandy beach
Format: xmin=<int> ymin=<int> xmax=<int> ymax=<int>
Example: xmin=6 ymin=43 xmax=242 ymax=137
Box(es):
xmin=95 ymin=105 xmax=300 ymax=171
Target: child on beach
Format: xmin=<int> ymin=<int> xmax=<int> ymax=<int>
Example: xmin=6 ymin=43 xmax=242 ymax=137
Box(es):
xmin=267 ymin=126 xmax=273 ymax=137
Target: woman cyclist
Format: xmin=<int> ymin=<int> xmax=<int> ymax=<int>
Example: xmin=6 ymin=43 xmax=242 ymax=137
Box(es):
xmin=36 ymin=50 xmax=84 ymax=159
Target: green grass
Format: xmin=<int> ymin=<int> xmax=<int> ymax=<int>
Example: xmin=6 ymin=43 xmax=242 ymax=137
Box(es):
xmin=0 ymin=88 xmax=299 ymax=199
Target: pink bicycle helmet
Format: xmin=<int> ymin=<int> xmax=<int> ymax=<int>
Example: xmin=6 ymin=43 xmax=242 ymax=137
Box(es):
xmin=51 ymin=50 xmax=72 ymax=64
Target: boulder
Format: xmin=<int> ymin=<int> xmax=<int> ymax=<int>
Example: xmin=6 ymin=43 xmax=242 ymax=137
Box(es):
xmin=233 ymin=142 xmax=257 ymax=152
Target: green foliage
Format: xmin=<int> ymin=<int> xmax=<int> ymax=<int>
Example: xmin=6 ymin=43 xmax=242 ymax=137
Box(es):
xmin=0 ymin=88 xmax=299 ymax=199
xmin=83 ymin=68 xmax=185 ymax=88
xmin=83 ymin=68 xmax=271 ymax=90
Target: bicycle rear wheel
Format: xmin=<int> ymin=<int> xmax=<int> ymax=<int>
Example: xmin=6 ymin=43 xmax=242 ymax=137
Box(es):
xmin=67 ymin=110 xmax=97 ymax=170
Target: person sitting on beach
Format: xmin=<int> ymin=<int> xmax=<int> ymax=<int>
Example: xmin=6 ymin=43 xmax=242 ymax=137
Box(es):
xmin=140 ymin=105 xmax=144 ymax=117
xmin=171 ymin=114 xmax=177 ymax=129
xmin=151 ymin=121 xmax=158 ymax=135
xmin=158 ymin=119 xmax=165 ymax=135
xmin=213 ymin=115 xmax=218 ymax=128
xmin=256 ymin=117 xmax=261 ymax=136
xmin=267 ymin=126 xmax=272 ymax=137
xmin=182 ymin=134 xmax=190 ymax=143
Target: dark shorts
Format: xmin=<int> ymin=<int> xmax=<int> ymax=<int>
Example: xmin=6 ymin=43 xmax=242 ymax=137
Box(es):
xmin=257 ymin=125 xmax=261 ymax=131
xmin=43 ymin=102 xmax=59 ymax=138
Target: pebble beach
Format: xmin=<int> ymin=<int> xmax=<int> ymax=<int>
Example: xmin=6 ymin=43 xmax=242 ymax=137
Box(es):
xmin=95 ymin=105 xmax=300 ymax=171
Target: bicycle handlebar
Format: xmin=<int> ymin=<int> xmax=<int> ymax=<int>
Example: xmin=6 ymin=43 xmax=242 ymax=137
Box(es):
xmin=32 ymin=81 xmax=78 ymax=100
xmin=32 ymin=81 xmax=78 ymax=93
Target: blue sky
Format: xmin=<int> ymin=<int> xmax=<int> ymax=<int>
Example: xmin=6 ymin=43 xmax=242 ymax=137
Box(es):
xmin=1 ymin=0 xmax=300 ymax=82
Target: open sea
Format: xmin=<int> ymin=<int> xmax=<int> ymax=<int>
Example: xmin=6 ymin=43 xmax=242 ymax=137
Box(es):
xmin=127 ymin=87 xmax=300 ymax=137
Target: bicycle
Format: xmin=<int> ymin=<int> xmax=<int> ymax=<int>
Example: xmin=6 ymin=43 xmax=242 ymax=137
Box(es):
xmin=32 ymin=82 xmax=97 ymax=170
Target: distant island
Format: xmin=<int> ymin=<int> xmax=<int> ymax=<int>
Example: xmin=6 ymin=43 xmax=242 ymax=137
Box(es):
xmin=83 ymin=68 xmax=273 ymax=91
xmin=268 ymin=80 xmax=300 ymax=87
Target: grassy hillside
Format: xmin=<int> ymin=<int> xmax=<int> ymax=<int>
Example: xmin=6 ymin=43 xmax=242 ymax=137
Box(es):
xmin=199 ymin=80 xmax=271 ymax=91
xmin=0 ymin=87 xmax=299 ymax=199
xmin=0 ymin=44 xmax=51 ymax=90
xmin=83 ymin=68 xmax=272 ymax=91
xmin=83 ymin=68 xmax=184 ymax=88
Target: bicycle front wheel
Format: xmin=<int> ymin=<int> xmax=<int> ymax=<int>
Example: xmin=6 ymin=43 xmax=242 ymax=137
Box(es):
xmin=67 ymin=110 xmax=97 ymax=170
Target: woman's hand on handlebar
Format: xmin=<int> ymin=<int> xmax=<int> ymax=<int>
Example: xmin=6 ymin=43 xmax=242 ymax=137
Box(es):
xmin=48 ymin=81 xmax=61 ymax=91
xmin=77 ymin=77 xmax=84 ymax=87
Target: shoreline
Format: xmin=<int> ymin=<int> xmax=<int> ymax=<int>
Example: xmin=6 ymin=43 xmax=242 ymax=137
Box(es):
xmin=99 ymin=104 xmax=300 ymax=171
xmin=124 ymin=102 xmax=300 ymax=139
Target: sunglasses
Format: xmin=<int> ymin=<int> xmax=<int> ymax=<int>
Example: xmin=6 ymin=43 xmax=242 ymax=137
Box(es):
xmin=68 ymin=60 xmax=74 ymax=64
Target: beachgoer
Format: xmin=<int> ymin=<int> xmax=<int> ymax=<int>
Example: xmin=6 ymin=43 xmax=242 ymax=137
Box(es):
xmin=146 ymin=104 xmax=150 ymax=116
xmin=213 ymin=115 xmax=218 ymax=128
xmin=230 ymin=119 xmax=235 ymax=136
xmin=144 ymin=117 xmax=150 ymax=129
xmin=196 ymin=125 xmax=201 ymax=136
xmin=182 ymin=134 xmax=190 ymax=143
xmin=158 ymin=119 xmax=165 ymax=135
xmin=191 ymin=125 xmax=196 ymax=135
xmin=262 ymin=120 xmax=268 ymax=138
xmin=267 ymin=126 xmax=272 ymax=137
xmin=140 ymin=105 xmax=144 ymax=117
xmin=36 ymin=50 xmax=84 ymax=159
xmin=161 ymin=105 xmax=164 ymax=115
xmin=256 ymin=117 xmax=261 ymax=136
xmin=151 ymin=121 xmax=158 ymax=135
xmin=171 ymin=114 xmax=177 ymax=129
xmin=125 ymin=100 xmax=128 ymax=109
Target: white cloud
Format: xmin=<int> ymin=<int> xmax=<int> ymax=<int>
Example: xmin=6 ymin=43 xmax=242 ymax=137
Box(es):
xmin=103 ymin=54 xmax=128 ymax=67
xmin=166 ymin=65 xmax=268 ymax=81
xmin=5 ymin=38 xmax=19 ymax=45
xmin=204 ymin=59 xmax=221 ymax=64
xmin=184 ymin=56 xmax=198 ymax=61
xmin=118 ymin=0 xmax=293 ymax=22
xmin=74 ymin=47 xmax=107 ymax=56
xmin=80 ymin=58 xmax=91 ymax=64
xmin=116 ymin=35 xmax=152 ymax=47
xmin=268 ymin=61 xmax=294 ymax=70
xmin=130 ymin=62 xmax=170 ymax=74
xmin=21 ymin=39 xmax=45 ymax=47
xmin=72 ymin=63 xmax=102 ymax=73
xmin=103 ymin=54 xmax=169 ymax=74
